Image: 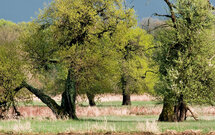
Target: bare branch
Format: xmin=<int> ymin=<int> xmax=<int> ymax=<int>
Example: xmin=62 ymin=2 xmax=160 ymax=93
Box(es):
xmin=164 ymin=0 xmax=177 ymax=29
xmin=153 ymin=13 xmax=171 ymax=18
xmin=187 ymin=107 xmax=198 ymax=121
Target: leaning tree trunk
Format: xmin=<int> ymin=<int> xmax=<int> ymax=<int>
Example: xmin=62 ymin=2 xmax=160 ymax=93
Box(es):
xmin=121 ymin=76 xmax=131 ymax=105
xmin=23 ymin=82 xmax=66 ymax=119
xmin=86 ymin=92 xmax=96 ymax=106
xmin=23 ymin=68 xmax=78 ymax=119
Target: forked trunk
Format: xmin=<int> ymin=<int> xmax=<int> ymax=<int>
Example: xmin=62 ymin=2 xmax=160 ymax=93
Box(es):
xmin=23 ymin=68 xmax=78 ymax=119
xmin=159 ymin=95 xmax=188 ymax=122
xmin=86 ymin=92 xmax=96 ymax=106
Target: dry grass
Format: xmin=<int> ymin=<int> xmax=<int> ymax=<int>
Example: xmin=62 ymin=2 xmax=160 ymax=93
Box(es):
xmin=16 ymin=106 xmax=161 ymax=118
xmin=76 ymin=106 xmax=161 ymax=117
xmin=13 ymin=94 xmax=215 ymax=119
xmin=18 ymin=106 xmax=56 ymax=119
xmin=32 ymin=94 xmax=154 ymax=102
xmin=137 ymin=120 xmax=160 ymax=133
xmin=76 ymin=94 xmax=155 ymax=102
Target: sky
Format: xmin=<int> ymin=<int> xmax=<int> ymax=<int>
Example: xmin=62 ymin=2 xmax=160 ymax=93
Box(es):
xmin=0 ymin=0 xmax=215 ymax=23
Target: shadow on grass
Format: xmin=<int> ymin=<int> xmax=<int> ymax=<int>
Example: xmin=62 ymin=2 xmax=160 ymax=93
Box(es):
xmin=78 ymin=101 xmax=161 ymax=108
xmin=78 ymin=118 xmax=153 ymax=123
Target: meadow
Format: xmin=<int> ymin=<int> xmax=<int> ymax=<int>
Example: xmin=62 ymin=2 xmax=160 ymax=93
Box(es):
xmin=0 ymin=95 xmax=215 ymax=134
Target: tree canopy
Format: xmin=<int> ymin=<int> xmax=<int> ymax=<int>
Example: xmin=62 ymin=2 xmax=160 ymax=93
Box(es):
xmin=154 ymin=0 xmax=215 ymax=122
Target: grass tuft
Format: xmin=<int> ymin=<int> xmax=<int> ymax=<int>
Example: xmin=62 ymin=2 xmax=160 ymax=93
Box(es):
xmin=137 ymin=120 xmax=160 ymax=133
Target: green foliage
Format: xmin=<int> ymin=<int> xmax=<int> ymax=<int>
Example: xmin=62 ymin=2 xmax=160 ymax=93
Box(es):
xmin=0 ymin=20 xmax=25 ymax=103
xmin=118 ymin=27 xmax=157 ymax=94
xmin=154 ymin=0 xmax=215 ymax=104
xmin=20 ymin=0 xmax=139 ymax=96
xmin=0 ymin=19 xmax=16 ymax=27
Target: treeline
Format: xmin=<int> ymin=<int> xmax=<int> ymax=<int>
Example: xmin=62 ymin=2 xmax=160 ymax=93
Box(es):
xmin=0 ymin=0 xmax=215 ymax=122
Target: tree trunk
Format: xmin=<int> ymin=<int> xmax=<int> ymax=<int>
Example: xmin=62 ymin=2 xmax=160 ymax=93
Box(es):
xmin=159 ymin=95 xmax=188 ymax=122
xmin=121 ymin=76 xmax=131 ymax=105
xmin=23 ymin=82 xmax=66 ymax=119
xmin=86 ymin=92 xmax=96 ymax=106
xmin=122 ymin=92 xmax=131 ymax=105
xmin=61 ymin=69 xmax=78 ymax=119
xmin=158 ymin=97 xmax=176 ymax=122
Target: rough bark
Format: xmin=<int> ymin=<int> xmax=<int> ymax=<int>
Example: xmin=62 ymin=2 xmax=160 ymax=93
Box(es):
xmin=61 ymin=69 xmax=78 ymax=119
xmin=121 ymin=76 xmax=131 ymax=105
xmin=86 ymin=92 xmax=96 ymax=106
xmin=158 ymin=97 xmax=176 ymax=122
xmin=159 ymin=95 xmax=196 ymax=122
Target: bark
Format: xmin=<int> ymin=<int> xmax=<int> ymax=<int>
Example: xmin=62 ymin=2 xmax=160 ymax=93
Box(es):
xmin=61 ymin=69 xmax=78 ymax=119
xmin=22 ymin=81 xmax=66 ymax=119
xmin=159 ymin=95 xmax=196 ymax=122
xmin=122 ymin=92 xmax=131 ymax=105
xmin=158 ymin=97 xmax=176 ymax=122
xmin=121 ymin=76 xmax=131 ymax=105
xmin=164 ymin=0 xmax=177 ymax=29
xmin=86 ymin=92 xmax=96 ymax=106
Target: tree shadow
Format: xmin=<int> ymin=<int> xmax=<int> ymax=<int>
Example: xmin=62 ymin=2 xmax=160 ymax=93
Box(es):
xmin=78 ymin=117 xmax=156 ymax=123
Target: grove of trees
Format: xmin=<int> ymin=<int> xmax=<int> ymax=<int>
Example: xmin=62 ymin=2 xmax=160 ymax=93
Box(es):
xmin=0 ymin=0 xmax=215 ymax=123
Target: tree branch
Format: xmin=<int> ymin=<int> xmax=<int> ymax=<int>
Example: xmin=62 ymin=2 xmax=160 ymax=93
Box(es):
xmin=164 ymin=0 xmax=177 ymax=29
xmin=187 ymin=107 xmax=198 ymax=121
xmin=22 ymin=81 xmax=64 ymax=118
xmin=153 ymin=13 xmax=172 ymax=18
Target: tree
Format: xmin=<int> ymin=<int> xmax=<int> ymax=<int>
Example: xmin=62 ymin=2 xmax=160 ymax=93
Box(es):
xmin=18 ymin=0 xmax=137 ymax=119
xmin=154 ymin=0 xmax=215 ymax=122
xmin=116 ymin=27 xmax=156 ymax=105
xmin=0 ymin=20 xmax=28 ymax=118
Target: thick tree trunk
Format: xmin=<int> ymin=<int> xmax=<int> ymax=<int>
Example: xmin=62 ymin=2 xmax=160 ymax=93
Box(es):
xmin=61 ymin=69 xmax=78 ymax=119
xmin=159 ymin=95 xmax=188 ymax=122
xmin=86 ymin=92 xmax=96 ymax=106
xmin=158 ymin=97 xmax=176 ymax=122
xmin=121 ymin=76 xmax=131 ymax=105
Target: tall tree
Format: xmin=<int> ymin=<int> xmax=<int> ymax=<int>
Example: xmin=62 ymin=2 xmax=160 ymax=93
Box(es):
xmin=19 ymin=0 xmax=135 ymax=119
xmin=117 ymin=28 xmax=156 ymax=105
xmin=154 ymin=0 xmax=215 ymax=122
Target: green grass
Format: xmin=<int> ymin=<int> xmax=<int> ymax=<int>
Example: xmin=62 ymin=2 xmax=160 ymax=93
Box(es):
xmin=0 ymin=116 xmax=215 ymax=134
xmin=18 ymin=100 xmax=160 ymax=107
xmin=7 ymin=100 xmax=215 ymax=134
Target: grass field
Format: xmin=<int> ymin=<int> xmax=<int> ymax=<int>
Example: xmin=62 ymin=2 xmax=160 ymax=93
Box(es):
xmin=1 ymin=116 xmax=215 ymax=134
xmin=1 ymin=95 xmax=215 ymax=134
